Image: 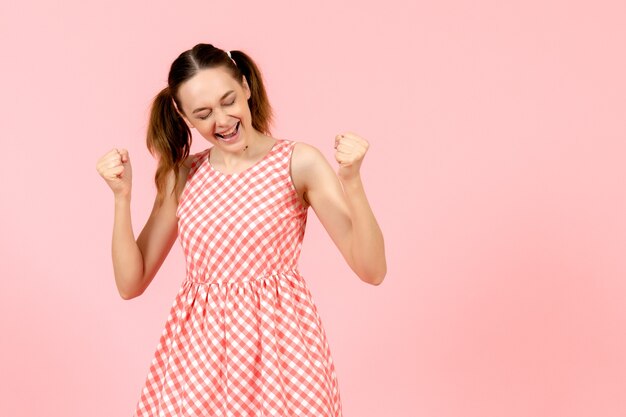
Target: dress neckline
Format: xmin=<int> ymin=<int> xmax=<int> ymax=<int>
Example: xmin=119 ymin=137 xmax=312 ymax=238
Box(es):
xmin=206 ymin=138 xmax=281 ymax=177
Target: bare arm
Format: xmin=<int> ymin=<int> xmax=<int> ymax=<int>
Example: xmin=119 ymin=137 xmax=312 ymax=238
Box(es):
xmin=292 ymin=135 xmax=386 ymax=285
xmin=112 ymin=163 xmax=189 ymax=300
xmin=112 ymin=193 xmax=144 ymax=299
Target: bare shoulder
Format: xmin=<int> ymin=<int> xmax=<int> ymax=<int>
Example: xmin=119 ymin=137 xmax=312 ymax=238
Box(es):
xmin=290 ymin=142 xmax=325 ymax=206
xmin=290 ymin=141 xmax=337 ymax=203
xmin=291 ymin=141 xmax=327 ymax=172
xmin=165 ymin=152 xmax=202 ymax=202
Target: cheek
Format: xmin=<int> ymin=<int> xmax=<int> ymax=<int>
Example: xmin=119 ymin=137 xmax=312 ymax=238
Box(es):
xmin=236 ymin=104 xmax=252 ymax=122
xmin=202 ymin=119 xmax=216 ymax=129
xmin=196 ymin=122 xmax=216 ymax=135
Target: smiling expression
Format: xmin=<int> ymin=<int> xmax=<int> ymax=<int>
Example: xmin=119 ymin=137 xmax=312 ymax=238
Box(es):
xmin=176 ymin=67 xmax=253 ymax=148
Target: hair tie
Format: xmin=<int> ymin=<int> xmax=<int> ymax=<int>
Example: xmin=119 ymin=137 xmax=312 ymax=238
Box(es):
xmin=226 ymin=50 xmax=236 ymax=66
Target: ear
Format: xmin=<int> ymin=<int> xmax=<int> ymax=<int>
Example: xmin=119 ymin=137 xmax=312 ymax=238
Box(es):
xmin=172 ymin=100 xmax=195 ymax=129
xmin=179 ymin=113 xmax=195 ymax=129
xmin=242 ymin=76 xmax=251 ymax=100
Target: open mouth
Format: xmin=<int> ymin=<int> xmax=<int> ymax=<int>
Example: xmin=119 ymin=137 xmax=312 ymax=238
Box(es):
xmin=216 ymin=121 xmax=240 ymax=141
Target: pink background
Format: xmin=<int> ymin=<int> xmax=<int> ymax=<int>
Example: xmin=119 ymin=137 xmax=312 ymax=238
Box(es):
xmin=1 ymin=0 xmax=625 ymax=416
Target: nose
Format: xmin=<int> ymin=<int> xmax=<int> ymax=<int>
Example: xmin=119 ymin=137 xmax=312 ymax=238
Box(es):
xmin=214 ymin=108 xmax=231 ymax=129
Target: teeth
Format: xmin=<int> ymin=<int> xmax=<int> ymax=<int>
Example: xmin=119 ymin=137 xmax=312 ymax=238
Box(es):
xmin=218 ymin=123 xmax=238 ymax=137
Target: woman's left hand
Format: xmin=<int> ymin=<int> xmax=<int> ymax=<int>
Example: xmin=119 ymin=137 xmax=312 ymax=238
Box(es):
xmin=334 ymin=132 xmax=369 ymax=182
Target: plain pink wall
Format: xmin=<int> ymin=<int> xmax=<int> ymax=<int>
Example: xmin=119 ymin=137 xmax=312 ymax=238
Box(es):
xmin=1 ymin=0 xmax=625 ymax=416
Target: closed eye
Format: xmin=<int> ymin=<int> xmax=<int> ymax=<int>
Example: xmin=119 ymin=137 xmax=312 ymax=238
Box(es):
xmin=198 ymin=99 xmax=236 ymax=120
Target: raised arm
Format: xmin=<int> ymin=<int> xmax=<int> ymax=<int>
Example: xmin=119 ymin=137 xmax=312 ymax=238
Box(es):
xmin=97 ymin=148 xmax=191 ymax=299
xmin=116 ymin=166 xmax=188 ymax=299
xmin=291 ymin=134 xmax=386 ymax=285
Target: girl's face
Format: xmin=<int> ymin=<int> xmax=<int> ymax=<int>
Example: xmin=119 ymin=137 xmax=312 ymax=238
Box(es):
xmin=177 ymin=67 xmax=253 ymax=151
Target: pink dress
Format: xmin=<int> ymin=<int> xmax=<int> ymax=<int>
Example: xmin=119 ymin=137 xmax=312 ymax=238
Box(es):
xmin=132 ymin=138 xmax=343 ymax=417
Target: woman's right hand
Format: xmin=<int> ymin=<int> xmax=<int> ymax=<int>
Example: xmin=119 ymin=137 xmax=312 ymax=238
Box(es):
xmin=96 ymin=148 xmax=132 ymax=197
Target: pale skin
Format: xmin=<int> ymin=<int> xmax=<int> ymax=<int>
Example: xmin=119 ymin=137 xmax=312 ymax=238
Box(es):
xmin=96 ymin=67 xmax=386 ymax=300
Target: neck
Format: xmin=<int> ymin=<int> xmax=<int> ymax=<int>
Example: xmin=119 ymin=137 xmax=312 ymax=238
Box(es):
xmin=213 ymin=130 xmax=269 ymax=166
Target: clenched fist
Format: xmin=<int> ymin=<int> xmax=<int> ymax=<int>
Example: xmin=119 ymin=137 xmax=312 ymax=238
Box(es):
xmin=96 ymin=148 xmax=132 ymax=197
xmin=334 ymin=132 xmax=369 ymax=182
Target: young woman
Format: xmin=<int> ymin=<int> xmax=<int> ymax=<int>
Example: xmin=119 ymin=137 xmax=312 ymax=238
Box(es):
xmin=96 ymin=43 xmax=386 ymax=417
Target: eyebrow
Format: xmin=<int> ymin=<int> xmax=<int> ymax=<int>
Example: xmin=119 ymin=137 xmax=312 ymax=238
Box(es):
xmin=192 ymin=90 xmax=235 ymax=114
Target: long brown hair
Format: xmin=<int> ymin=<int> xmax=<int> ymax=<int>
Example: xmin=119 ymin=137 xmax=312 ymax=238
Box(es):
xmin=146 ymin=43 xmax=274 ymax=206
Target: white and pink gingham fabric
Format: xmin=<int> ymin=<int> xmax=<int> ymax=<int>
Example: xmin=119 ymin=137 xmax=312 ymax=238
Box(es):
xmin=132 ymin=138 xmax=343 ymax=417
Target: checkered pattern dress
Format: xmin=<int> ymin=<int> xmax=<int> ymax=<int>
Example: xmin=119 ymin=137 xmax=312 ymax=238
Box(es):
xmin=132 ymin=138 xmax=343 ymax=417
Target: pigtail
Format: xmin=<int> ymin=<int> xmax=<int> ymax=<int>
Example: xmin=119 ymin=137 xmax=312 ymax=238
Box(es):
xmin=146 ymin=87 xmax=192 ymax=206
xmin=229 ymin=50 xmax=274 ymax=135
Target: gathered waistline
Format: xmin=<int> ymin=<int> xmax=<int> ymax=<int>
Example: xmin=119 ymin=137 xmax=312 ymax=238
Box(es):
xmin=183 ymin=268 xmax=301 ymax=286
